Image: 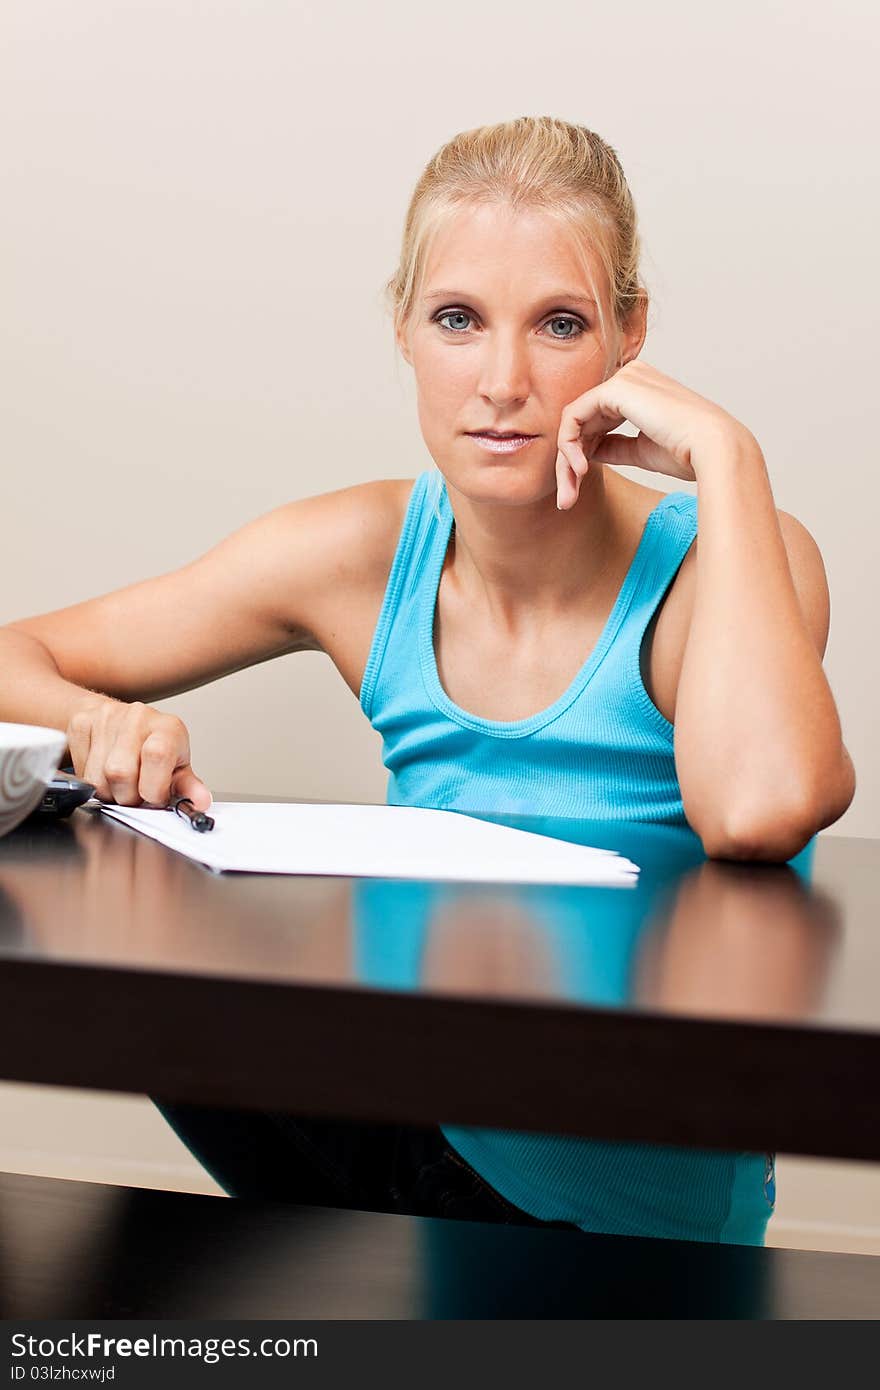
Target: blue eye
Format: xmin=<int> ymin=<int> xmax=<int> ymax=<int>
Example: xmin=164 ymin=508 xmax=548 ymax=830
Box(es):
xmin=433 ymin=310 xmax=586 ymax=340
xmin=546 ymin=316 xmax=583 ymax=339
xmin=437 ymin=311 xmax=472 ymax=333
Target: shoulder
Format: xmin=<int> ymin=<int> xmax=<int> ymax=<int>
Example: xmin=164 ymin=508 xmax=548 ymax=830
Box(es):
xmin=670 ymin=508 xmax=828 ymax=658
xmin=266 ymin=476 xmax=416 ymax=641
xmin=285 ymin=476 xmax=417 ymax=691
xmin=187 ymin=476 xmax=415 ymax=655
xmin=774 ymin=510 xmax=831 ymax=658
xmin=666 ymin=503 xmax=831 ymax=657
xmin=644 ymin=499 xmax=831 ymax=725
xmin=256 ymin=475 xmax=413 ymax=575
xmin=288 ymin=476 xmax=416 ymax=587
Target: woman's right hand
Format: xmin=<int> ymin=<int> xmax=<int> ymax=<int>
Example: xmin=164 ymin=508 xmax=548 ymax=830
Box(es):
xmin=65 ymin=696 xmax=213 ymax=810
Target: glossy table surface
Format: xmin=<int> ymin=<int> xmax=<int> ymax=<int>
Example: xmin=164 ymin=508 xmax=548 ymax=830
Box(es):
xmin=0 ymin=795 xmax=877 ymax=1158
xmin=3 ymin=1171 xmax=878 ymax=1319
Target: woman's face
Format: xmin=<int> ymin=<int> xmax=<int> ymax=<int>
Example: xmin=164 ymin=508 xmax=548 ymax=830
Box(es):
xmin=398 ymin=202 xmax=637 ymax=508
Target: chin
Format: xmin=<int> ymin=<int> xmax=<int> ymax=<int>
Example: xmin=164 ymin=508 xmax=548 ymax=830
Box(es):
xmin=444 ymin=458 xmax=557 ymax=507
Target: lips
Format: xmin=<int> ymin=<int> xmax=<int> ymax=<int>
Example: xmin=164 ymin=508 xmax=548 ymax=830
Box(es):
xmin=466 ymin=432 xmax=538 ymax=454
xmin=467 ymin=431 xmax=537 ymax=438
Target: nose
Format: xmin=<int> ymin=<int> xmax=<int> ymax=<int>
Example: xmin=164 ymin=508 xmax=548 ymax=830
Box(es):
xmin=477 ymin=329 xmax=531 ymax=408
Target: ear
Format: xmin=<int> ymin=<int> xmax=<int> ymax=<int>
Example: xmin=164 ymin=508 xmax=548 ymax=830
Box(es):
xmin=618 ymin=290 xmax=648 ymax=367
xmin=395 ymin=318 xmax=413 ymax=367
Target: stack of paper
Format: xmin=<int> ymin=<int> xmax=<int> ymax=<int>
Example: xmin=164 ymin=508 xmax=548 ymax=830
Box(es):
xmin=92 ymin=801 xmax=639 ymax=887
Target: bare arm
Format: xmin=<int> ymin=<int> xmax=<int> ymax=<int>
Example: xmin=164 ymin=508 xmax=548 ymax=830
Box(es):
xmin=1 ymin=480 xmax=405 ymax=709
xmin=554 ymin=360 xmax=856 ymax=862
xmin=674 ymin=436 xmax=855 ymax=860
xmin=0 ymin=479 xmax=407 ymax=793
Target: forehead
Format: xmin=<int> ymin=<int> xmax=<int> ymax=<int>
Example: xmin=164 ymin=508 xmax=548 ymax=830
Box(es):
xmin=421 ymin=202 xmax=603 ymax=296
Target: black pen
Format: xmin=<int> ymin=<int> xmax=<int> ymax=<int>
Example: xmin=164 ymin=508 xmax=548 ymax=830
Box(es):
xmin=171 ymin=796 xmax=215 ymax=833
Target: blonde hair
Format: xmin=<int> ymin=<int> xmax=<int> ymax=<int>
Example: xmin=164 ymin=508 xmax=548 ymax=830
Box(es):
xmin=383 ymin=115 xmax=648 ymax=514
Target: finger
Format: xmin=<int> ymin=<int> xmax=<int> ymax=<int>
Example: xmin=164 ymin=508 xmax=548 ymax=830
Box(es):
xmin=137 ymin=729 xmax=182 ymax=807
xmin=81 ymin=721 xmax=115 ymax=802
xmin=562 ymin=438 xmax=589 ymax=480
xmin=555 ymin=450 xmax=579 ymax=510
xmin=560 ymin=395 xmax=627 ymax=449
xmin=66 ymin=710 xmax=94 ymax=783
xmin=170 ymin=763 xmax=214 ymax=812
xmin=556 ymin=441 xmax=589 ymax=510
xmin=591 ymin=430 xmax=694 ymax=478
xmin=103 ymin=712 xmax=149 ymax=806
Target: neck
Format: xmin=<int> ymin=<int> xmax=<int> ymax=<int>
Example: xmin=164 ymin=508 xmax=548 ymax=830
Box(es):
xmin=443 ymin=464 xmax=626 ymax=634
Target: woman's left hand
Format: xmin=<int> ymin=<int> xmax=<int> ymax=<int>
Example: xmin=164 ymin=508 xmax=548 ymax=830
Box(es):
xmin=555 ymin=360 xmax=759 ymax=509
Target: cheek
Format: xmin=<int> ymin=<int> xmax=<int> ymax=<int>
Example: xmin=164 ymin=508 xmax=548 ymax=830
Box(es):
xmin=415 ymin=350 xmax=471 ymax=410
xmin=543 ymin=366 xmax=603 ymax=423
xmin=562 ymin=349 xmax=605 ymax=393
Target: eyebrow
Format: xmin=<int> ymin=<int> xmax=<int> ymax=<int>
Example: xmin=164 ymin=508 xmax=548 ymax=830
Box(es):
xmin=422 ymin=287 xmax=597 ymax=309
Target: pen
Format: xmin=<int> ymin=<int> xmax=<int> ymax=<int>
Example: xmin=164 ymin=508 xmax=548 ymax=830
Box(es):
xmin=171 ymin=796 xmax=215 ymax=833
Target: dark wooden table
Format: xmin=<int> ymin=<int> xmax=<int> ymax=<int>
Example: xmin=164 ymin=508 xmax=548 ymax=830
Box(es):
xmin=4 ymin=1170 xmax=878 ymax=1319
xmin=0 ymin=795 xmax=877 ymax=1161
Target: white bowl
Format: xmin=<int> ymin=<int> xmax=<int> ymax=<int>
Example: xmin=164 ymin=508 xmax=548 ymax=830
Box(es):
xmin=0 ymin=723 xmax=68 ymax=838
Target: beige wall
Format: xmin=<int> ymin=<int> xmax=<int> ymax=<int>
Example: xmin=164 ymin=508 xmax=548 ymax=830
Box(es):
xmin=2 ymin=1 xmax=877 ymax=1251
xmin=1 ymin=0 xmax=875 ymax=832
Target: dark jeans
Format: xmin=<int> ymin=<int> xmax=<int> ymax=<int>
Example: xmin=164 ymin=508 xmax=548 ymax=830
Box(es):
xmin=152 ymin=1099 xmax=578 ymax=1230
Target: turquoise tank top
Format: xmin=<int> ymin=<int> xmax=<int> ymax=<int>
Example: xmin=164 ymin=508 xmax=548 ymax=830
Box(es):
xmin=358 ymin=468 xmax=779 ymax=1244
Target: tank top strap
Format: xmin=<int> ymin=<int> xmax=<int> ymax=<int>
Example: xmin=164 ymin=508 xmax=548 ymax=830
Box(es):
xmin=625 ymin=490 xmax=698 ymax=615
xmin=359 ymin=469 xmax=440 ymax=720
xmin=602 ymin=489 xmax=698 ymax=741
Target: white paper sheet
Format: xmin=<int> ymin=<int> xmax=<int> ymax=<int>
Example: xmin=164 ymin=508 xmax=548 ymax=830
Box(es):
xmin=90 ymin=801 xmax=639 ymax=887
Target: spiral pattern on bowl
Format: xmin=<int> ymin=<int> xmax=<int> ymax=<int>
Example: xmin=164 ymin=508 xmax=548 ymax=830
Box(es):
xmin=0 ymin=746 xmax=56 ymax=836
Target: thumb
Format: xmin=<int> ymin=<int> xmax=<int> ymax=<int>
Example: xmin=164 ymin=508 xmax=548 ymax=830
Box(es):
xmin=171 ymin=764 xmax=214 ymax=812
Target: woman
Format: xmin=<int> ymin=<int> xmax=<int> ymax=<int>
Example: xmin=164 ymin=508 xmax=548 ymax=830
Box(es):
xmin=0 ymin=116 xmax=854 ymax=1243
